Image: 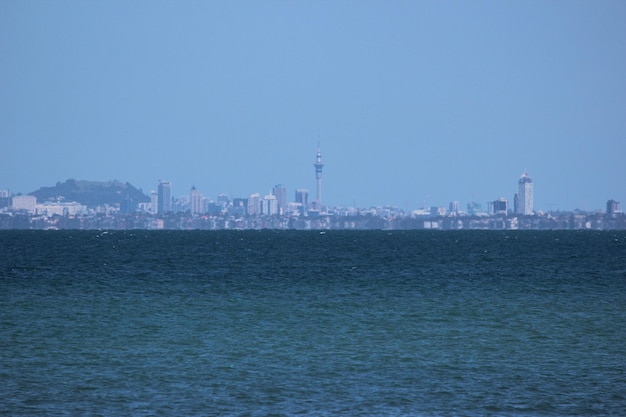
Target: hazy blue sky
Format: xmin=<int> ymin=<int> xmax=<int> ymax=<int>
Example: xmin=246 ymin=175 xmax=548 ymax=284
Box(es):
xmin=2 ymin=1 xmax=625 ymax=211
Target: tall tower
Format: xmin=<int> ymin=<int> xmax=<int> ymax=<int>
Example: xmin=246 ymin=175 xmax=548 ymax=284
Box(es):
xmin=314 ymin=145 xmax=324 ymax=209
xmin=517 ymin=172 xmax=533 ymax=215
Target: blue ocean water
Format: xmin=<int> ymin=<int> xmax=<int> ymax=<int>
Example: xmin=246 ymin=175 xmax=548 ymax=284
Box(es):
xmin=1 ymin=230 xmax=626 ymax=416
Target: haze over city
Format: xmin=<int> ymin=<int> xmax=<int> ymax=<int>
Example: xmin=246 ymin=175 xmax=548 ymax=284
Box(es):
xmin=1 ymin=1 xmax=625 ymax=211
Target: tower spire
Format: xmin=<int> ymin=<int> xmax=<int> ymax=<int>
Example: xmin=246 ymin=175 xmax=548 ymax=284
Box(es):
xmin=314 ymin=143 xmax=324 ymax=210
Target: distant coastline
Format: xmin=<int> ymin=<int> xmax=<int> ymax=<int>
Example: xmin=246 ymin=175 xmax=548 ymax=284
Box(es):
xmin=1 ymin=210 xmax=624 ymax=231
xmin=1 ymin=179 xmax=623 ymax=231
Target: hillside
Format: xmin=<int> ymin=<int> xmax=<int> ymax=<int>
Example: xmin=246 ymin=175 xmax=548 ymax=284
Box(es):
xmin=30 ymin=179 xmax=149 ymax=207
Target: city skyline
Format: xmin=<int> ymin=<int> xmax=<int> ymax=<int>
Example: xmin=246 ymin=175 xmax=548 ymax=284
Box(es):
xmin=1 ymin=159 xmax=622 ymax=214
xmin=0 ymin=143 xmax=621 ymax=215
xmin=2 ymin=151 xmax=623 ymax=231
xmin=2 ymin=2 xmax=625 ymax=210
xmin=150 ymin=147 xmax=546 ymax=214
xmin=3 ymin=180 xmax=623 ymax=231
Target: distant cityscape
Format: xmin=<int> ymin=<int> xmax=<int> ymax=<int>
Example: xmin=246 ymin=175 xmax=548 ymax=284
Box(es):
xmin=1 ymin=147 xmax=624 ymax=230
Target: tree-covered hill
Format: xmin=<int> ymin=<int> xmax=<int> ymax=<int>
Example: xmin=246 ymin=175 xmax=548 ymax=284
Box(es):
xmin=29 ymin=179 xmax=149 ymax=207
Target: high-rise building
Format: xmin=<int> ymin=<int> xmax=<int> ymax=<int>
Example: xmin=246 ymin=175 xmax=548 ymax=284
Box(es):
xmin=516 ymin=173 xmax=533 ymax=215
xmin=295 ymin=189 xmax=309 ymax=212
xmin=314 ymin=145 xmax=324 ymax=209
xmin=262 ymin=194 xmax=278 ymax=216
xmin=150 ymin=191 xmax=158 ymax=215
xmin=272 ymin=184 xmax=287 ymax=215
xmin=190 ymin=186 xmax=203 ymax=215
xmin=207 ymin=201 xmax=225 ymax=215
xmin=490 ymin=197 xmax=508 ymax=215
xmin=607 ymin=199 xmax=621 ymax=215
xmin=231 ymin=198 xmax=248 ymax=216
xmin=248 ymin=193 xmax=261 ymax=216
xmin=157 ymin=180 xmax=172 ymax=214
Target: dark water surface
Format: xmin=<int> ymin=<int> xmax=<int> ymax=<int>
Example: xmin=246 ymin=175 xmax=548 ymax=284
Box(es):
xmin=2 ymin=230 xmax=626 ymax=416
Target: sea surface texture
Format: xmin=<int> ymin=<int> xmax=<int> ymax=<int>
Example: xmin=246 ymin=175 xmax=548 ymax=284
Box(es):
xmin=2 ymin=230 xmax=626 ymax=416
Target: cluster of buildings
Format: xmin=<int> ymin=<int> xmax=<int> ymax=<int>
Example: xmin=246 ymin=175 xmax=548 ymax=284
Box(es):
xmin=143 ymin=147 xmax=326 ymax=218
xmin=145 ymin=181 xmax=316 ymax=219
xmin=1 ymin=148 xmax=624 ymax=230
xmin=2 ymin=192 xmax=87 ymax=217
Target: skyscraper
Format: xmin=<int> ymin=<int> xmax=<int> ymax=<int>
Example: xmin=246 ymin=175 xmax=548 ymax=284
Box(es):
xmin=262 ymin=194 xmax=278 ymax=216
xmin=231 ymin=198 xmax=248 ymax=216
xmin=606 ymin=199 xmax=621 ymax=215
xmin=516 ymin=173 xmax=533 ymax=215
xmin=157 ymin=180 xmax=172 ymax=214
xmin=490 ymin=197 xmax=509 ymax=215
xmin=150 ymin=190 xmax=158 ymax=215
xmin=313 ymin=145 xmax=324 ymax=209
xmin=190 ymin=186 xmax=203 ymax=215
xmin=295 ymin=189 xmax=309 ymax=209
xmin=247 ymin=193 xmax=261 ymax=216
xmin=272 ymin=184 xmax=287 ymax=215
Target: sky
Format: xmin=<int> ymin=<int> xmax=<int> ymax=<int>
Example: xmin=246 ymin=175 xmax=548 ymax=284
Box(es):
xmin=1 ymin=1 xmax=625 ymax=211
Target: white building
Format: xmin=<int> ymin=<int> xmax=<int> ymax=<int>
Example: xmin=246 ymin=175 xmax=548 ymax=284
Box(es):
xmin=36 ymin=201 xmax=87 ymax=216
xmin=190 ymin=186 xmax=204 ymax=215
xmin=516 ymin=172 xmax=534 ymax=215
xmin=247 ymin=193 xmax=261 ymax=216
xmin=262 ymin=194 xmax=278 ymax=216
xmin=11 ymin=195 xmax=37 ymax=214
xmin=150 ymin=190 xmax=158 ymax=215
xmin=137 ymin=202 xmax=152 ymax=213
xmin=286 ymin=202 xmax=304 ymax=216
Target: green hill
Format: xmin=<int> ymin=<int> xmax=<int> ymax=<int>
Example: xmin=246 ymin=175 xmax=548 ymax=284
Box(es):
xmin=30 ymin=179 xmax=149 ymax=208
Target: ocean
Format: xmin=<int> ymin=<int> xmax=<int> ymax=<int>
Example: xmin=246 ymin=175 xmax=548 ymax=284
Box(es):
xmin=1 ymin=230 xmax=625 ymax=416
